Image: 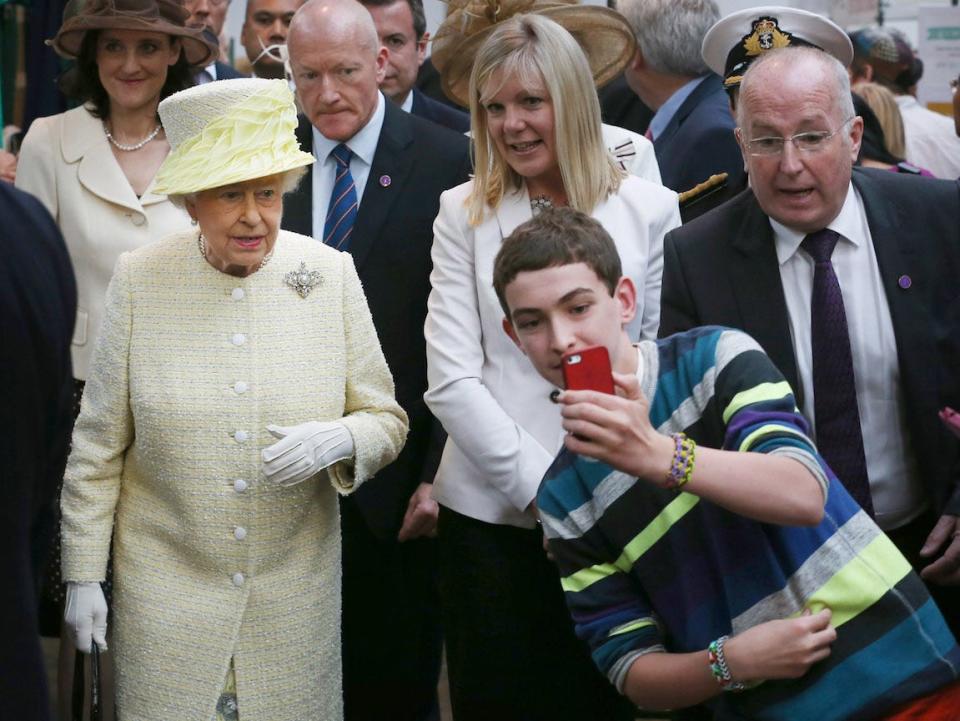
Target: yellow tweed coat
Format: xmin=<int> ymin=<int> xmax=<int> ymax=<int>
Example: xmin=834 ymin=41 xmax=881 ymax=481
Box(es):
xmin=61 ymin=230 xmax=408 ymax=721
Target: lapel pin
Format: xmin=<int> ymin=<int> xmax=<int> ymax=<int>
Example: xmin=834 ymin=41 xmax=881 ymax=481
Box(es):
xmin=379 ymin=174 xmax=392 ymax=187
xmin=897 ymin=274 xmax=912 ymax=290
xmin=284 ymin=262 xmax=323 ymax=298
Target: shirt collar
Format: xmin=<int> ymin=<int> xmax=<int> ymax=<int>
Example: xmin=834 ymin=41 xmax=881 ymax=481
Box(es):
xmin=648 ymin=75 xmax=708 ymax=141
xmin=311 ymin=91 xmax=386 ymax=166
xmin=770 ymin=181 xmax=861 ymax=265
xmin=400 ymin=91 xmax=414 ymax=113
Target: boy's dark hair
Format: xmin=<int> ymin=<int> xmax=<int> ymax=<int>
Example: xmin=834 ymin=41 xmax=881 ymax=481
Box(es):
xmin=359 ymin=0 xmax=426 ymax=39
xmin=58 ymin=30 xmax=195 ymax=120
xmin=493 ymin=207 xmax=622 ymax=319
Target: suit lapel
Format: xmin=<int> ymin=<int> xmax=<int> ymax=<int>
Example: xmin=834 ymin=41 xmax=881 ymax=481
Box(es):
xmin=853 ymin=170 xmax=933 ymax=405
xmin=727 ymin=191 xmax=803 ymax=402
xmin=655 ymin=74 xmax=720 ymax=149
xmin=282 ymin=115 xmax=315 ymax=237
xmin=64 ymin=108 xmax=142 ymax=213
xmin=350 ymin=102 xmax=414 ymax=271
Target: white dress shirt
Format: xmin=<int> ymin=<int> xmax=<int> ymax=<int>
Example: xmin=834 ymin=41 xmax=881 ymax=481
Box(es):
xmin=196 ymin=63 xmax=217 ymax=84
xmin=771 ymin=182 xmax=925 ymax=530
xmin=895 ymin=94 xmax=960 ymax=179
xmin=310 ymin=92 xmax=386 ymax=239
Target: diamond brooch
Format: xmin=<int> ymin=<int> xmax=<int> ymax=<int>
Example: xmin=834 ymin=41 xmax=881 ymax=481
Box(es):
xmin=284 ymin=262 xmax=322 ymax=298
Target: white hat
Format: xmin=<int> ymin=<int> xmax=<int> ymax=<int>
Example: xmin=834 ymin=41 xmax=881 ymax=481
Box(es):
xmin=702 ymin=7 xmax=853 ymax=90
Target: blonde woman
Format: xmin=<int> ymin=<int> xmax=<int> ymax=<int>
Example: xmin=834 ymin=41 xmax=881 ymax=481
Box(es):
xmin=856 ymin=82 xmax=908 ymax=159
xmin=423 ymin=13 xmax=679 ymax=721
xmin=60 ymin=78 xmax=407 ymax=721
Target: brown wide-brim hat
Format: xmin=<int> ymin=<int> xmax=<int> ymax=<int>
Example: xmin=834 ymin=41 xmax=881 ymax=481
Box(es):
xmin=50 ymin=0 xmax=218 ymax=67
xmin=431 ymin=0 xmax=636 ymax=108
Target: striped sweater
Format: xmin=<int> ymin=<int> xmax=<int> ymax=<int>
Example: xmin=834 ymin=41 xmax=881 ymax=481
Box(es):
xmin=538 ymin=327 xmax=959 ymax=720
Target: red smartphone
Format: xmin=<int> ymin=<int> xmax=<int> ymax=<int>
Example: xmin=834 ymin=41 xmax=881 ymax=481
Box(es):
xmin=562 ymin=346 xmax=615 ymax=394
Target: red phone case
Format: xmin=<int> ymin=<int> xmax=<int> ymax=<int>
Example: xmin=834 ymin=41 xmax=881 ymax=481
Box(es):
xmin=562 ymin=346 xmax=615 ymax=394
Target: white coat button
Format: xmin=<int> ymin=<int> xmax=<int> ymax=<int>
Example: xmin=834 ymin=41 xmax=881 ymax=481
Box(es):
xmin=232 ymin=573 xmax=245 ymax=587
xmin=131 ymin=214 xmax=146 ymax=227
xmin=234 ymin=430 xmax=249 ymax=443
xmin=234 ymin=526 xmax=247 ymax=541
xmin=232 ymin=333 xmax=246 ymax=346
xmin=234 ymin=381 xmax=248 ymax=394
xmin=231 ymin=288 xmax=245 ymax=301
xmin=234 ymin=479 xmax=248 ymax=493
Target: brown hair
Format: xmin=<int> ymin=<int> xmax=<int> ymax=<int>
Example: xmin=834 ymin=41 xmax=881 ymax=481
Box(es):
xmin=493 ymin=207 xmax=621 ymax=318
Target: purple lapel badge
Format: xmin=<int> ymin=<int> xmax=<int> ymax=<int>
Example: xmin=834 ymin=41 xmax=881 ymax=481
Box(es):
xmin=897 ymin=274 xmax=912 ymax=290
xmin=379 ymin=174 xmax=392 ymax=187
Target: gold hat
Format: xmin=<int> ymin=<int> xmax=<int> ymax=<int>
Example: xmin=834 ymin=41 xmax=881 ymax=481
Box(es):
xmin=153 ymin=78 xmax=315 ymax=196
xmin=431 ymin=0 xmax=635 ymax=107
xmin=51 ymin=0 xmax=217 ymax=67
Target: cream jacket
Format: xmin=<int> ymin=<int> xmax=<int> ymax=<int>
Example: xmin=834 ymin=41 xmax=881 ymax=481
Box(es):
xmin=424 ymin=177 xmax=681 ymax=528
xmin=15 ymin=105 xmax=191 ymax=379
xmin=61 ymin=230 xmax=408 ymax=721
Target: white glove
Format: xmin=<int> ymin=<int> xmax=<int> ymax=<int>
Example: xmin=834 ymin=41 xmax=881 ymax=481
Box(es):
xmin=64 ymin=582 xmax=108 ymax=653
xmin=261 ymin=421 xmax=355 ymax=487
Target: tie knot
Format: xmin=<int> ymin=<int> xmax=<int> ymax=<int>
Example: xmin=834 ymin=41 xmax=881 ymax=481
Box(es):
xmin=332 ymin=144 xmax=352 ymax=167
xmin=801 ymin=229 xmax=841 ymax=263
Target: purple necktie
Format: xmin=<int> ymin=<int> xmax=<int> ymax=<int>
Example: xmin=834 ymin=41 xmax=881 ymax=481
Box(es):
xmin=801 ymin=229 xmax=874 ymax=516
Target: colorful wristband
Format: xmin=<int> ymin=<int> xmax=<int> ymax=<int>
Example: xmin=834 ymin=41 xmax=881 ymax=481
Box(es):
xmin=707 ymin=635 xmax=746 ymax=692
xmin=664 ymin=432 xmax=696 ymax=490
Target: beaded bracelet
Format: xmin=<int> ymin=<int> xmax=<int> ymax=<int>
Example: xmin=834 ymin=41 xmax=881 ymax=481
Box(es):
xmin=663 ymin=432 xmax=696 ymax=490
xmin=707 ymin=636 xmax=746 ymax=692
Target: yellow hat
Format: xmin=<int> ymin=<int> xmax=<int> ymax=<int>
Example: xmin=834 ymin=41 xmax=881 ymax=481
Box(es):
xmin=153 ymin=78 xmax=314 ymax=196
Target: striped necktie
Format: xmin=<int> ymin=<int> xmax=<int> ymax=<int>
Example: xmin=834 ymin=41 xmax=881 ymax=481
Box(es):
xmin=323 ymin=144 xmax=358 ymax=250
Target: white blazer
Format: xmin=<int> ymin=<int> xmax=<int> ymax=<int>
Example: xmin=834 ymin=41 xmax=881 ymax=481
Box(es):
xmin=601 ymin=123 xmax=662 ymax=185
xmin=15 ymin=105 xmax=191 ymax=379
xmin=424 ymin=176 xmax=680 ymax=528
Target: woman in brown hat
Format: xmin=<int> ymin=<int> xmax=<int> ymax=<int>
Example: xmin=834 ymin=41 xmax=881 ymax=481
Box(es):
xmin=14 ymin=0 xmax=215 ymax=714
xmin=423 ymin=12 xmax=680 ymax=721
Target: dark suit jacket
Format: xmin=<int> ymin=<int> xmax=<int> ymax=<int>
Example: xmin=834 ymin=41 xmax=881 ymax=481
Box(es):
xmin=410 ymin=88 xmax=470 ymax=133
xmin=283 ymin=101 xmax=471 ymax=539
xmin=214 ymin=60 xmax=246 ymax=80
xmin=654 ymin=73 xmax=744 ymax=193
xmin=598 ymin=74 xmax=653 ymax=137
xmin=660 ymin=168 xmax=960 ymax=516
xmin=0 ymin=183 xmax=76 ymax=721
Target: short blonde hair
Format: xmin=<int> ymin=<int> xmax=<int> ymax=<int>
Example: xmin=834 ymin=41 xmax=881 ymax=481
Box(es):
xmin=466 ymin=14 xmax=623 ymax=226
xmin=856 ymin=82 xmax=906 ymax=160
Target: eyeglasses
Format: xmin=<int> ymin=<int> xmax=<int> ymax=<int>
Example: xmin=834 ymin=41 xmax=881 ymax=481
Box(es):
xmin=738 ymin=117 xmax=855 ymax=156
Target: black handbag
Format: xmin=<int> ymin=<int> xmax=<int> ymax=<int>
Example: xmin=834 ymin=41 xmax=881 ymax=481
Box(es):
xmin=71 ymin=644 xmax=102 ymax=721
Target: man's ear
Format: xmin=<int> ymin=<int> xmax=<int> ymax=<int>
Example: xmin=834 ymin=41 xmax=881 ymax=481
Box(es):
xmin=615 ymin=276 xmax=637 ymax=325
xmin=417 ymin=31 xmax=429 ymax=66
xmin=502 ymin=316 xmax=525 ymax=353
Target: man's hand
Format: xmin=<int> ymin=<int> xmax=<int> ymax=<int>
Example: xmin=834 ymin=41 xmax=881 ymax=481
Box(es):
xmin=558 ymin=372 xmax=674 ymax=482
xmin=0 ymin=150 xmax=16 ymax=184
xmin=724 ymin=609 xmax=836 ymax=683
xmin=397 ymin=482 xmax=439 ymax=541
xmin=919 ymin=514 xmax=960 ymax=585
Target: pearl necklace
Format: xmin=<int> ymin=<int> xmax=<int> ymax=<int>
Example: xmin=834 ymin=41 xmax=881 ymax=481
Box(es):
xmin=198 ymin=232 xmax=274 ymax=273
xmin=103 ymin=122 xmax=162 ymax=151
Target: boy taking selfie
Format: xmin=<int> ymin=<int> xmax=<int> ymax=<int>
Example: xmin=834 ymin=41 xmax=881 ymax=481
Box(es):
xmin=493 ymin=208 xmax=960 ymax=720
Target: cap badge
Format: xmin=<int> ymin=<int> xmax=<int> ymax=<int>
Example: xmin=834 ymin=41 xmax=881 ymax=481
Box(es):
xmin=743 ymin=17 xmax=793 ymax=57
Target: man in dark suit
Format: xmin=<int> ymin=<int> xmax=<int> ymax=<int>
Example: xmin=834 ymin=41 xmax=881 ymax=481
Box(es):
xmin=0 ymin=183 xmax=76 ymax=721
xmin=184 ymin=0 xmax=249 ymax=82
xmin=617 ymin=0 xmax=743 ymax=193
xmin=661 ymin=46 xmax=960 ymax=633
xmin=284 ymin=2 xmax=471 ymax=719
xmin=361 ymin=0 xmax=470 ymax=132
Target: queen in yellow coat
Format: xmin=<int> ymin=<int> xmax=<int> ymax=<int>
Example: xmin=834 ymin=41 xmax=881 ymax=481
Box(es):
xmin=60 ymin=78 xmax=408 ymax=721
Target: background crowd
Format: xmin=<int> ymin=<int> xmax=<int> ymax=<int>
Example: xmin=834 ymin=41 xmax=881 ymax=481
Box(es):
xmin=2 ymin=0 xmax=959 ymax=720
